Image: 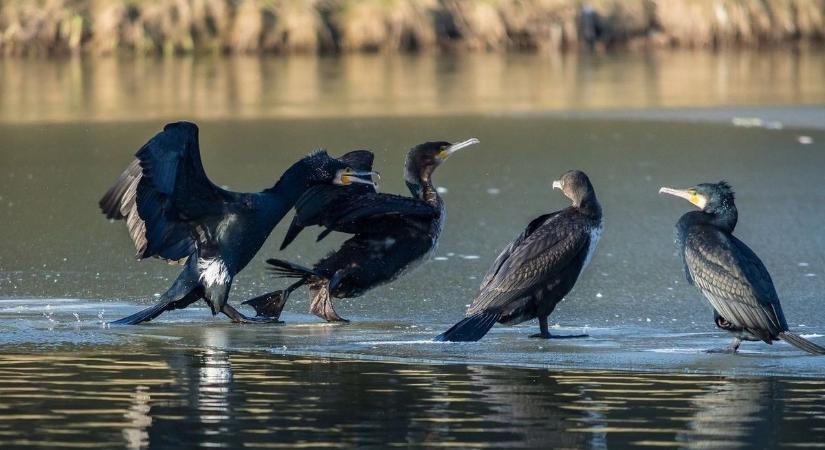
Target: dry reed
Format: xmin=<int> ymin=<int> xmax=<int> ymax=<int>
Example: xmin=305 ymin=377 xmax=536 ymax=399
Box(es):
xmin=0 ymin=0 xmax=822 ymax=56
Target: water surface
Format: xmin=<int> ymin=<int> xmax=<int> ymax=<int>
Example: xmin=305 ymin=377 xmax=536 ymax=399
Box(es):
xmin=2 ymin=50 xmax=825 ymax=448
xmin=2 ymin=335 xmax=825 ymax=449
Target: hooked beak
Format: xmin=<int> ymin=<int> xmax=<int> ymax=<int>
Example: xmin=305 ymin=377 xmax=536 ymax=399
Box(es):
xmin=552 ymin=180 xmax=562 ymax=190
xmin=659 ymin=187 xmax=707 ymax=209
xmin=439 ymin=137 xmax=480 ymax=160
xmin=335 ymin=170 xmax=381 ymax=188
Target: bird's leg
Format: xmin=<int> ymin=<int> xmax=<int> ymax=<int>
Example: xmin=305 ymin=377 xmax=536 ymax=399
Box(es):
xmin=309 ymin=278 xmax=348 ymax=323
xmin=221 ymin=304 xmax=280 ymax=324
xmin=529 ymin=316 xmax=552 ymax=339
xmin=529 ymin=316 xmax=589 ymax=339
xmin=706 ymin=337 xmax=741 ymax=354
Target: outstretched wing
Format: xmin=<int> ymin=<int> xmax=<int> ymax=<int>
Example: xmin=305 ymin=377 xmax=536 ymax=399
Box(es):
xmin=684 ymin=226 xmax=788 ymax=342
xmin=281 ymin=150 xmax=377 ymax=249
xmin=322 ymin=192 xmax=440 ymax=235
xmin=468 ymin=211 xmax=590 ymax=315
xmin=99 ymin=121 xmax=228 ymax=263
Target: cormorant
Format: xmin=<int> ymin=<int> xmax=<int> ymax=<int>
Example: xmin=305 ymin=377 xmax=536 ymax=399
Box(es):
xmin=242 ymin=138 xmax=480 ymax=322
xmin=659 ymin=181 xmax=825 ymax=355
xmin=435 ymin=170 xmax=602 ymax=342
xmin=99 ymin=121 xmax=375 ymax=325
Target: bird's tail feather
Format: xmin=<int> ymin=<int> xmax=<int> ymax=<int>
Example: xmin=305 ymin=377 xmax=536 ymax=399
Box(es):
xmin=779 ymin=332 xmax=825 ymax=355
xmin=266 ymin=259 xmax=318 ymax=279
xmin=434 ymin=312 xmax=501 ymax=342
xmin=109 ymin=302 xmax=170 ymax=325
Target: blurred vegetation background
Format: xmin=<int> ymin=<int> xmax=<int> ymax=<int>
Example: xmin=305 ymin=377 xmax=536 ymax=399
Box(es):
xmin=0 ymin=0 xmax=823 ymax=56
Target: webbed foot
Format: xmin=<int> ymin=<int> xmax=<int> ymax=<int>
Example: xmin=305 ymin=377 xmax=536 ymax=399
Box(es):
xmin=222 ymin=304 xmax=283 ymax=324
xmin=705 ymin=347 xmax=738 ymax=354
xmin=309 ymin=282 xmax=348 ymax=323
xmin=530 ymin=332 xmax=589 ymax=339
xmin=242 ymin=291 xmax=288 ymax=319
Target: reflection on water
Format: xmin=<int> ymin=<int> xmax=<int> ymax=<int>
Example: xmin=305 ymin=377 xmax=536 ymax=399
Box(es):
xmin=0 ymin=345 xmax=824 ymax=449
xmin=681 ymin=379 xmax=768 ymax=449
xmin=2 ymin=49 xmax=825 ymax=123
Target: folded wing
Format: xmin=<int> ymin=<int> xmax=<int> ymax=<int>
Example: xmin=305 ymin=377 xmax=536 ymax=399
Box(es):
xmin=469 ymin=213 xmax=590 ymax=316
xmin=684 ymin=227 xmax=788 ymax=342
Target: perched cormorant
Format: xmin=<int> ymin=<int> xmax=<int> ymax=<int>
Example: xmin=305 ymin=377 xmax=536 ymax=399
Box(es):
xmin=660 ymin=181 xmax=825 ymax=355
xmin=99 ymin=121 xmax=375 ymax=325
xmin=243 ymin=139 xmax=480 ymax=322
xmin=435 ymin=170 xmax=602 ymax=342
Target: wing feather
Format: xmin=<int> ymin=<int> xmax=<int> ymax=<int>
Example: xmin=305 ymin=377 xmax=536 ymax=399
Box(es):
xmin=99 ymin=122 xmax=223 ymax=263
xmin=281 ymin=150 xmax=377 ymax=249
xmin=468 ymin=211 xmax=590 ymax=315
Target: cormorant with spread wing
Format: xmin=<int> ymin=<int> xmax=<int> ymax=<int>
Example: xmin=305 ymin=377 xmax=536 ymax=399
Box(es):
xmin=243 ymin=138 xmax=479 ymax=322
xmin=660 ymin=181 xmax=825 ymax=354
xmin=436 ymin=170 xmax=602 ymax=342
xmin=100 ymin=121 xmax=374 ymax=325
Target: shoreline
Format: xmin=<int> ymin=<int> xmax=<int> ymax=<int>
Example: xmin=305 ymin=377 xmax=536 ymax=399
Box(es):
xmin=2 ymin=105 xmax=823 ymax=130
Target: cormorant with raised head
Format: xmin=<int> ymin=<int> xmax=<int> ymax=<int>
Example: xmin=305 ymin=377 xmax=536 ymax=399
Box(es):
xmin=99 ymin=121 xmax=375 ymax=325
xmin=435 ymin=170 xmax=602 ymax=342
xmin=242 ymin=138 xmax=479 ymax=322
xmin=659 ymin=181 xmax=825 ymax=355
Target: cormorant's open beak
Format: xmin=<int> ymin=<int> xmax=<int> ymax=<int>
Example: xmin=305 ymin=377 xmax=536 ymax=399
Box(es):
xmin=335 ymin=169 xmax=381 ymax=187
xmin=552 ymin=180 xmax=562 ymax=190
xmin=438 ymin=138 xmax=480 ymax=160
xmin=659 ymin=187 xmax=707 ymax=209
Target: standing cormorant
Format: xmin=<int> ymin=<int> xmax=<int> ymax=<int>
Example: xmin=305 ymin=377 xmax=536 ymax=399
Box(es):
xmin=660 ymin=181 xmax=825 ymax=354
xmin=99 ymin=121 xmax=374 ymax=325
xmin=435 ymin=170 xmax=602 ymax=342
xmin=242 ymin=139 xmax=479 ymax=322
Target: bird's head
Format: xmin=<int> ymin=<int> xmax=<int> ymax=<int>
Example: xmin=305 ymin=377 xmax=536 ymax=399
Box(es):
xmin=301 ymin=150 xmax=378 ymax=187
xmin=659 ymin=181 xmax=735 ymax=214
xmin=552 ymin=170 xmax=597 ymax=208
xmin=403 ymin=138 xmax=479 ymax=188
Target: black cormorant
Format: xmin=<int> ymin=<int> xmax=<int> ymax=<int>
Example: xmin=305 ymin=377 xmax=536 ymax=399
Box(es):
xmin=435 ymin=170 xmax=602 ymax=342
xmin=242 ymin=138 xmax=479 ymax=322
xmin=99 ymin=121 xmax=374 ymax=325
xmin=659 ymin=181 xmax=825 ymax=355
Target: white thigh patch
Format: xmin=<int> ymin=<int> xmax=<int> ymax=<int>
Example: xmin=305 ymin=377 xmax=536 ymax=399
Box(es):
xmin=198 ymin=258 xmax=231 ymax=287
xmin=582 ymin=224 xmax=603 ymax=271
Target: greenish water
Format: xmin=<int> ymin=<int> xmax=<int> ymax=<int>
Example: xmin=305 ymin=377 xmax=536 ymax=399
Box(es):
xmin=2 ymin=50 xmax=825 ymax=448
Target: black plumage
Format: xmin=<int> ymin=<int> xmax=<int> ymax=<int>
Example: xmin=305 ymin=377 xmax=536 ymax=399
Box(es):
xmin=243 ymin=138 xmax=479 ymax=322
xmin=660 ymin=181 xmax=825 ymax=355
xmin=436 ymin=170 xmax=602 ymax=342
xmin=100 ymin=121 xmax=373 ymax=325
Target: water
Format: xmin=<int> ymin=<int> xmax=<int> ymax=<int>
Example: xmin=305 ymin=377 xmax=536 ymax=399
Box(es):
xmin=2 ymin=50 xmax=825 ymax=448
xmin=2 ymin=339 xmax=825 ymax=449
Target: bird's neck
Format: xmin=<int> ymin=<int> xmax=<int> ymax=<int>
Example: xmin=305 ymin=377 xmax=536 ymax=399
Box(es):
xmin=688 ymin=203 xmax=738 ymax=234
xmin=260 ymin=161 xmax=311 ymax=224
xmin=576 ymin=192 xmax=602 ymax=220
xmin=407 ymin=176 xmax=440 ymax=207
xmin=677 ymin=206 xmax=738 ymax=239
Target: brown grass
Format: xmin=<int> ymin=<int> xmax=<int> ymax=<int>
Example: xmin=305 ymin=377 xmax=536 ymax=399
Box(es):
xmin=0 ymin=0 xmax=823 ymax=56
